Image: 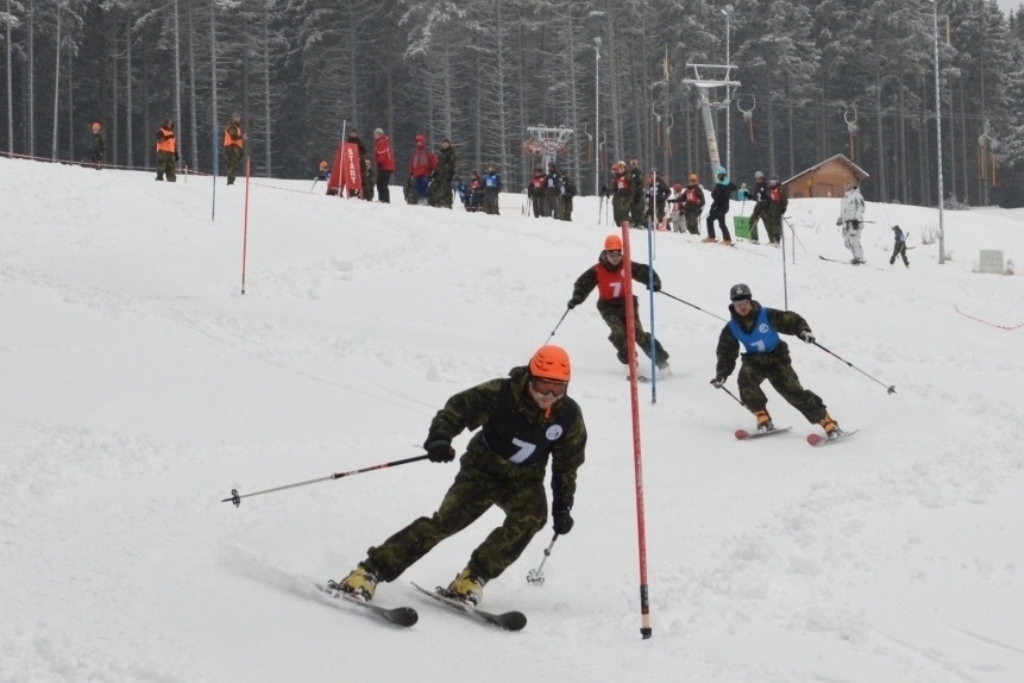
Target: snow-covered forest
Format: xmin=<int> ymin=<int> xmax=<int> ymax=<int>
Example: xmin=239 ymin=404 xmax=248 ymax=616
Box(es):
xmin=1 ymin=0 xmax=1023 ymax=205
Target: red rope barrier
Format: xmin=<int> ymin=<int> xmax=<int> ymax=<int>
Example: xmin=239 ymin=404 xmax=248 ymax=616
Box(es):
xmin=954 ymin=306 xmax=1024 ymax=331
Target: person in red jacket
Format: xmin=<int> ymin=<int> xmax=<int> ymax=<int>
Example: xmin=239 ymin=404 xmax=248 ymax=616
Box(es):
xmin=374 ymin=128 xmax=396 ymax=203
xmin=409 ymin=133 xmax=437 ymax=205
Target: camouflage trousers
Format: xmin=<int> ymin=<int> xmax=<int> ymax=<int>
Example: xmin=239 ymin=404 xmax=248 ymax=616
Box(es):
xmin=748 ymin=203 xmax=765 ymax=242
xmin=683 ymin=209 xmax=702 ymax=235
xmin=156 ymin=152 xmax=176 ymax=181
xmin=630 ymin=195 xmax=645 ymax=226
xmin=612 ymin=193 xmax=631 ymax=226
xmin=764 ymin=205 xmax=785 ymax=244
xmin=600 ymin=303 xmax=669 ymax=365
xmin=483 ymin=189 xmax=500 ymax=215
xmin=364 ymin=456 xmax=547 ymax=583
xmin=544 ymin=192 xmax=561 ymax=219
xmin=429 ymin=176 xmax=454 ymax=208
xmin=560 ymin=197 xmax=573 ymax=222
xmin=224 ymin=146 xmax=244 ymax=184
xmin=737 ymin=358 xmax=827 ymax=424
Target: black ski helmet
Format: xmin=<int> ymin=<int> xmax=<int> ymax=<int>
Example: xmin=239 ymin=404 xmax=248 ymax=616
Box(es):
xmin=729 ymin=283 xmax=752 ymax=301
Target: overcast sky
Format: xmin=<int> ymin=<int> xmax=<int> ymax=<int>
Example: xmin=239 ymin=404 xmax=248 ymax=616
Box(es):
xmin=998 ymin=0 xmax=1022 ymax=17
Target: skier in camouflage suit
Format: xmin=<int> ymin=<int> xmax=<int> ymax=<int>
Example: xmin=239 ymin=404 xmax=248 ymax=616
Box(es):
xmin=334 ymin=345 xmax=586 ymax=606
xmin=429 ymin=138 xmax=457 ymax=208
xmin=568 ymin=234 xmax=670 ymax=371
xmin=711 ymin=284 xmax=843 ymax=438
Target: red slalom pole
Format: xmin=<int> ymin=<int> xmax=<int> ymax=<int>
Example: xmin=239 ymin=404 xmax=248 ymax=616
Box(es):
xmin=620 ymin=221 xmax=652 ymax=640
xmin=241 ymin=157 xmax=251 ymax=295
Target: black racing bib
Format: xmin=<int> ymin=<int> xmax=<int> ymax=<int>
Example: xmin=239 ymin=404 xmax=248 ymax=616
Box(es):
xmin=481 ymin=380 xmax=579 ymax=467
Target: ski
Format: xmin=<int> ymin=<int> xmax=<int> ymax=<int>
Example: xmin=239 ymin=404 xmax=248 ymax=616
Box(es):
xmin=819 ymin=255 xmax=863 ymax=265
xmin=410 ymin=582 xmax=527 ymax=632
xmin=315 ymin=582 xmax=419 ymax=627
xmin=735 ymin=426 xmax=792 ymax=440
xmin=806 ymin=429 xmax=860 ymax=447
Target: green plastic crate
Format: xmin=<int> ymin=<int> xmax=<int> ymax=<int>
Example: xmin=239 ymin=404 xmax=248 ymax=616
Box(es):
xmin=733 ymin=216 xmax=751 ymax=239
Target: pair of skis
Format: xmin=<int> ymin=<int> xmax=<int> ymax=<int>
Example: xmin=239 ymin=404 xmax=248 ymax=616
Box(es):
xmin=316 ymin=582 xmax=526 ymax=631
xmin=735 ymin=426 xmax=859 ymax=446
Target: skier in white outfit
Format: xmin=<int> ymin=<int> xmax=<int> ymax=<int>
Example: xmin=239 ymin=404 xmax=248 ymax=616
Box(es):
xmin=836 ymin=184 xmax=866 ymax=264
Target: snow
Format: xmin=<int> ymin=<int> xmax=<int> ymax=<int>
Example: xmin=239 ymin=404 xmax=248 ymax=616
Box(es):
xmin=1 ymin=157 xmax=1022 ymax=683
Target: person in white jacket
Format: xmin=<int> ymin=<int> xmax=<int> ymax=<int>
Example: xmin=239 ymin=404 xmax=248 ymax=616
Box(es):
xmin=836 ymin=184 xmax=866 ymax=264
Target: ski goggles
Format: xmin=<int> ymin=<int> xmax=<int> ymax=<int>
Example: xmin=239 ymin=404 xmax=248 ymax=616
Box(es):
xmin=530 ymin=377 xmax=568 ymax=398
xmin=606 ymin=250 xmax=623 ymax=258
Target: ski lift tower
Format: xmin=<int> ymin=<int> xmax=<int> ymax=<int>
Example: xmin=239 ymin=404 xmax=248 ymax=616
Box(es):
xmin=523 ymin=125 xmax=574 ymax=172
xmin=682 ymin=64 xmax=739 ymax=178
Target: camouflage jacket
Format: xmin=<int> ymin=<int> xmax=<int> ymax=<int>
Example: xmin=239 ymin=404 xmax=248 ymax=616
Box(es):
xmin=427 ymin=365 xmax=587 ymax=508
xmin=435 ymin=147 xmax=457 ymax=180
xmin=715 ymin=300 xmax=812 ymax=378
xmin=628 ymin=168 xmax=644 ymax=200
xmin=570 ymin=251 xmax=660 ymax=313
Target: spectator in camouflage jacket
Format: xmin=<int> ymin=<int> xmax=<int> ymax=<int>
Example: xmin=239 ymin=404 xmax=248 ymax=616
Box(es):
xmin=429 ymin=138 xmax=457 ymax=208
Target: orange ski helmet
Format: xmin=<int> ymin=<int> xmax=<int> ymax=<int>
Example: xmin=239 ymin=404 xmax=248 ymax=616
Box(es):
xmin=530 ymin=345 xmax=571 ymax=382
xmin=604 ymin=234 xmax=623 ymax=251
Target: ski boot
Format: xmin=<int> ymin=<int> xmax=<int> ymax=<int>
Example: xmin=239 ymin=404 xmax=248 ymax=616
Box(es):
xmin=754 ymin=409 xmax=774 ymax=433
xmin=330 ymin=564 xmax=379 ymax=602
xmin=444 ymin=567 xmax=486 ymax=606
xmin=702 ymin=236 xmax=717 ymax=244
xmin=820 ymin=412 xmax=843 ymax=439
xmin=721 ymin=239 xmax=734 ymax=246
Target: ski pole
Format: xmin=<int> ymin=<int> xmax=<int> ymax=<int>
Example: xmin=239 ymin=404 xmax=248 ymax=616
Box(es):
xmin=658 ymin=290 xmax=728 ymax=322
xmin=222 ymin=454 xmax=431 ymax=507
xmin=526 ymin=534 xmax=558 ymax=585
xmin=310 ymin=177 xmax=320 ymax=192
xmin=714 ymin=384 xmax=746 ymax=408
xmin=811 ymin=341 xmax=896 ymax=394
xmin=544 ymin=306 xmax=572 ymax=345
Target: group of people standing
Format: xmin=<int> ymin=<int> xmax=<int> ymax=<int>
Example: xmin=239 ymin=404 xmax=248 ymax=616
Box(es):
xmin=88 ymin=113 xmax=248 ymax=184
xmin=527 ymin=162 xmax=580 ymax=221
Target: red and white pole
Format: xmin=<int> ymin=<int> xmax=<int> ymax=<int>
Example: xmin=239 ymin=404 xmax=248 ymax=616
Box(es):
xmin=240 ymin=157 xmax=251 ymax=295
xmin=620 ymin=221 xmax=652 ymax=639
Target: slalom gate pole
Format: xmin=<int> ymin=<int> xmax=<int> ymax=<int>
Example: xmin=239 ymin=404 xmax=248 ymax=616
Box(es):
xmin=620 ymin=220 xmax=652 ymax=640
xmin=241 ymin=157 xmax=251 ymax=295
xmin=544 ymin=307 xmax=571 ymax=345
xmin=658 ymin=290 xmax=728 ymax=322
xmin=222 ymin=454 xmax=431 ymax=507
xmin=646 ymin=216 xmax=658 ymax=404
xmin=526 ymin=534 xmax=558 ymax=585
xmin=780 ymin=216 xmax=789 ymax=310
xmin=811 ymin=341 xmax=897 ymax=394
xmin=211 ymin=124 xmax=218 ymax=221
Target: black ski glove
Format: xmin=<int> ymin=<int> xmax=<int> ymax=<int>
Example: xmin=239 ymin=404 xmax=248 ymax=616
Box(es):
xmin=567 ymin=298 xmax=579 ymax=309
xmin=552 ymin=502 xmax=574 ymax=535
xmin=423 ymin=435 xmax=455 ymax=463
xmin=710 ymin=376 xmax=726 ymax=389
xmin=799 ymin=330 xmax=815 ymax=344
xmin=649 ymin=282 xmax=661 ymax=292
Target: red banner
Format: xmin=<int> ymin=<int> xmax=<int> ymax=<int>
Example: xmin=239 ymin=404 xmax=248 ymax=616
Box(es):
xmin=326 ymin=142 xmax=364 ymax=197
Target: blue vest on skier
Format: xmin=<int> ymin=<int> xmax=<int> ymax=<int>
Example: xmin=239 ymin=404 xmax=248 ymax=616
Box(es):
xmin=484 ymin=172 xmax=501 ymax=189
xmin=728 ymin=307 xmax=781 ymax=355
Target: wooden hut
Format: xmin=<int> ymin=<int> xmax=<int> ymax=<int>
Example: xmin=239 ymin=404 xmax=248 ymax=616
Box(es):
xmin=781 ymin=154 xmax=869 ymax=199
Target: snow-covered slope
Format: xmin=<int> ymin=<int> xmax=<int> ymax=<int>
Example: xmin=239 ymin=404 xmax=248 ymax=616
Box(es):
xmin=2 ymin=157 xmax=1022 ymax=683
